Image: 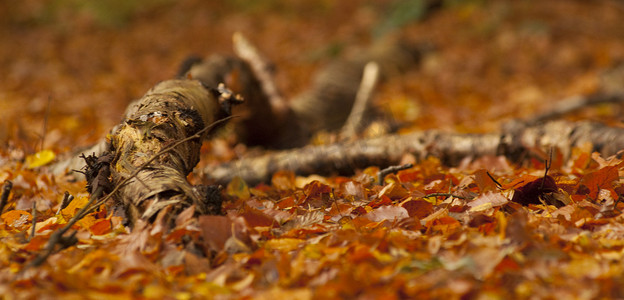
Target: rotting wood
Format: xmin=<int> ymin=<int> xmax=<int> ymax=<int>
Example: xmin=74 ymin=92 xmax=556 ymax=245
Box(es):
xmin=205 ymin=120 xmax=624 ymax=185
xmin=107 ymin=79 xmax=240 ymax=226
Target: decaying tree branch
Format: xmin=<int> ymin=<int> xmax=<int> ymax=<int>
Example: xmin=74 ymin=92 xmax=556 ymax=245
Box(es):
xmin=107 ymin=79 xmax=240 ymax=226
xmin=205 ymin=120 xmax=624 ymax=185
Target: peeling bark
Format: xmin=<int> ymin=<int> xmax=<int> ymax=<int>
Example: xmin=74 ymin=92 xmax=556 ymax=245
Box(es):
xmin=108 ymin=79 xmax=227 ymax=225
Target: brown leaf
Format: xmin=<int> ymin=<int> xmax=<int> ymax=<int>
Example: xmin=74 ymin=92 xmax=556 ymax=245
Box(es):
xmin=579 ymin=166 xmax=619 ymax=200
xmin=198 ymin=215 xmax=233 ymax=251
xmin=473 ymin=169 xmax=499 ymax=192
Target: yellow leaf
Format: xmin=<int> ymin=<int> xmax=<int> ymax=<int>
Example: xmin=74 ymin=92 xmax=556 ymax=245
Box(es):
xmin=226 ymin=176 xmax=250 ymax=200
xmin=264 ymin=238 xmax=304 ymax=252
xmin=61 ymin=195 xmax=89 ymax=218
xmin=25 ymin=149 xmax=56 ymax=168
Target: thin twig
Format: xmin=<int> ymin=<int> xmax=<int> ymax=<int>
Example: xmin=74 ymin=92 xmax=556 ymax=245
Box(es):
xmin=24 ymin=187 xmax=102 ymax=270
xmin=0 ymin=181 xmax=12 ymax=214
xmin=377 ymin=163 xmax=413 ymax=185
xmin=340 ymin=61 xmax=380 ymax=140
xmin=540 ymin=148 xmax=553 ymax=191
xmin=30 ymin=201 xmax=37 ymax=241
xmin=486 ymin=171 xmax=502 ymax=189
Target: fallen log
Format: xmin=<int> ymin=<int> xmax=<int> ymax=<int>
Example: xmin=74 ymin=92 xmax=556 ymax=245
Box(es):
xmin=205 ymin=120 xmax=624 ymax=185
xmin=103 ymin=79 xmax=240 ymax=226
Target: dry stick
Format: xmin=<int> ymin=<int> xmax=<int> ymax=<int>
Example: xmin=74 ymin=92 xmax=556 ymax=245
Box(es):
xmin=0 ymin=181 xmax=12 ymax=214
xmin=340 ymin=61 xmax=380 ymax=140
xmin=377 ymin=163 xmax=413 ymax=185
xmin=233 ymin=32 xmax=289 ymax=117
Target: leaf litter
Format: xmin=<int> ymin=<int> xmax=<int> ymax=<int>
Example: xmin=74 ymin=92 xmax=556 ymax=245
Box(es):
xmin=3 ymin=0 xmax=624 ymax=298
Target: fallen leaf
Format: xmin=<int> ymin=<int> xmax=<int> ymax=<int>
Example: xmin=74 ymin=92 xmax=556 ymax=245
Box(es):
xmin=365 ymin=205 xmax=409 ymax=222
xmin=25 ymin=150 xmax=55 ymax=169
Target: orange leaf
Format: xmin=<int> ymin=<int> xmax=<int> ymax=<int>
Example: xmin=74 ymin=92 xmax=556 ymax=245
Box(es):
xmin=1 ymin=210 xmax=32 ymax=229
xmin=89 ymin=219 xmax=112 ymax=235
xmin=264 ymin=238 xmax=304 ymax=252
xmin=271 ymin=170 xmax=296 ymax=191
xmin=61 ymin=195 xmax=89 ymax=218
xmin=473 ymin=169 xmax=499 ymax=192
xmin=23 ymin=236 xmax=47 ymax=251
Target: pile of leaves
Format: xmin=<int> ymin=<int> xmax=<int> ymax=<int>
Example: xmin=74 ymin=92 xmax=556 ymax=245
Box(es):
xmin=3 ymin=148 xmax=624 ymax=298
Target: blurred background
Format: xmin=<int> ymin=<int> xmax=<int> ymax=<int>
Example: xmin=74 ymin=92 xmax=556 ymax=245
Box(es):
xmin=1 ymin=0 xmax=623 ymax=155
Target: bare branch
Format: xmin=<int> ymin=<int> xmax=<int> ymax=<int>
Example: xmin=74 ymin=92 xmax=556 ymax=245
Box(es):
xmin=341 ymin=61 xmax=380 ymax=140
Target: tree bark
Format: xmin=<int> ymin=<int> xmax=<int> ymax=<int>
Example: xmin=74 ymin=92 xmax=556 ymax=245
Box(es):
xmin=107 ymin=79 xmax=227 ymax=225
xmin=205 ymin=120 xmax=624 ymax=185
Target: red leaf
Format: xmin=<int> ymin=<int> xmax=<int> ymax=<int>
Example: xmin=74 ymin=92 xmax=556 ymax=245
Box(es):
xmin=400 ymin=199 xmax=433 ymax=219
xmin=511 ymin=176 xmax=557 ymax=206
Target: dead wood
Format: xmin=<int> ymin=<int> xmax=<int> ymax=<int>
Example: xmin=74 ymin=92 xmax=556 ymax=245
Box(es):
xmin=107 ymin=79 xmax=237 ymax=226
xmin=205 ymin=120 xmax=624 ymax=185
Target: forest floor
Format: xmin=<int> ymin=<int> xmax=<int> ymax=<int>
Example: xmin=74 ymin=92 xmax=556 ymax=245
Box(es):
xmin=2 ymin=0 xmax=624 ymax=299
